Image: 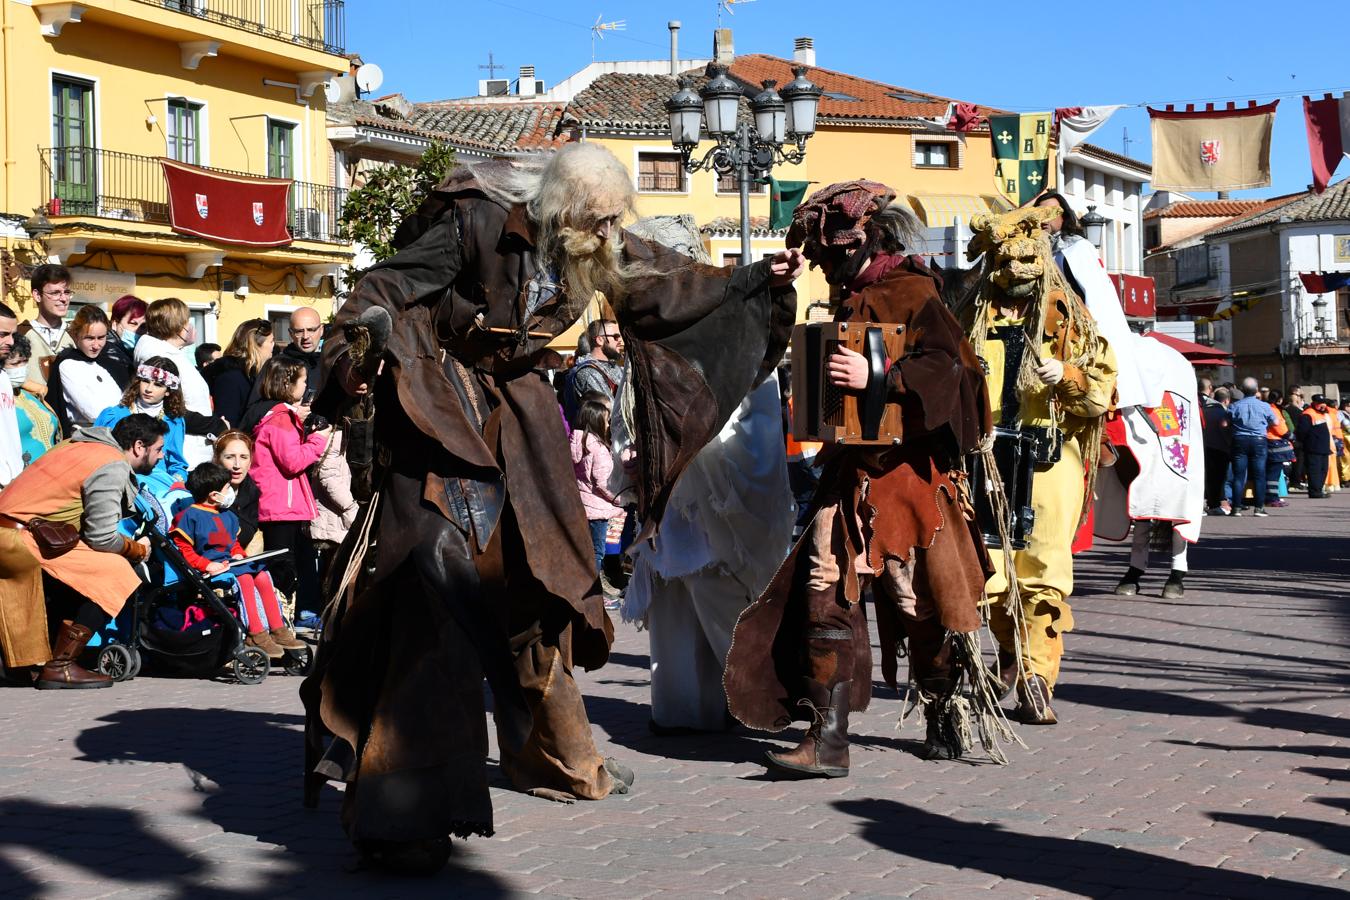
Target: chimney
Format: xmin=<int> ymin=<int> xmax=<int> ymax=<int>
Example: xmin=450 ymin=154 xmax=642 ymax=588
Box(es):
xmin=668 ymin=21 xmax=680 ymax=76
xmin=793 ymin=37 xmax=815 ymax=67
xmin=518 ymin=65 xmax=536 ymax=97
xmin=714 ymin=28 xmax=733 ymax=66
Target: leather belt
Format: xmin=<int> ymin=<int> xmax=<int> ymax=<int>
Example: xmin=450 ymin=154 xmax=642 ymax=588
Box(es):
xmin=0 ymin=514 xmax=26 ymax=531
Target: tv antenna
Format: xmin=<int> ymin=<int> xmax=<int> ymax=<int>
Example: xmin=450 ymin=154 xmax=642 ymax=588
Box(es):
xmin=717 ymin=0 xmax=756 ymax=28
xmin=479 ymin=51 xmax=504 ymax=80
xmin=1122 ymin=126 xmax=1134 ymax=156
xmin=591 ymin=15 xmax=626 ymax=61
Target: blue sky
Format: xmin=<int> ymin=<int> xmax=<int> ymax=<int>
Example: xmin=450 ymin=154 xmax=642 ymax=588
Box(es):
xmin=347 ymin=0 xmax=1350 ymax=199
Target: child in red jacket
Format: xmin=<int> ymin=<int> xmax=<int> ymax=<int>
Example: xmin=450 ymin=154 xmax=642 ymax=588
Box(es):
xmin=172 ymin=461 xmax=305 ymax=660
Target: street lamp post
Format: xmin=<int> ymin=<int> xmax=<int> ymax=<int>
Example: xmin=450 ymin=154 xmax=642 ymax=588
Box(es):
xmin=666 ymin=65 xmax=822 ymax=264
xmin=1080 ymin=204 xmax=1107 ymax=250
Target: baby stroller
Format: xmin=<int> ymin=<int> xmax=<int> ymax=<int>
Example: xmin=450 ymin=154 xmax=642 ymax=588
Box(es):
xmin=92 ymin=488 xmax=312 ymax=685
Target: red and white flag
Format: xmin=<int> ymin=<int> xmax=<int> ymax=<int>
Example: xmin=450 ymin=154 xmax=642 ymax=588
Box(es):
xmin=1055 ymin=105 xmax=1124 ymax=155
xmin=1148 ymin=101 xmax=1278 ymax=191
xmin=1303 ymin=93 xmax=1350 ymax=193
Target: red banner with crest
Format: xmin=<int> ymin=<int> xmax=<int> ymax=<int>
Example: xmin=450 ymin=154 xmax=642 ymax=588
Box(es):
xmin=159 ymin=158 xmax=293 ymax=248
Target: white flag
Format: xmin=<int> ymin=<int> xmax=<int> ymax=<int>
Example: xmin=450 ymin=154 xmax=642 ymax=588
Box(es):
xmin=1058 ymin=105 xmax=1125 ymax=154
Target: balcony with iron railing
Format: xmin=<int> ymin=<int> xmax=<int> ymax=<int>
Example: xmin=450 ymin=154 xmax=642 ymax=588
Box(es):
xmin=133 ymin=0 xmax=345 ymax=54
xmin=40 ymin=147 xmax=349 ymax=245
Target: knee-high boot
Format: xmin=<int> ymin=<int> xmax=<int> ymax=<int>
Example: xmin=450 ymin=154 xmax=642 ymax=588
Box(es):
xmin=764 ymin=587 xmax=852 ymax=778
xmin=905 ymin=614 xmax=968 ymax=759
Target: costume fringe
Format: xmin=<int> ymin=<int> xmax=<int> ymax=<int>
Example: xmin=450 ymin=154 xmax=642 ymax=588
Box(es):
xmin=899 ymin=629 xmax=1024 ymax=765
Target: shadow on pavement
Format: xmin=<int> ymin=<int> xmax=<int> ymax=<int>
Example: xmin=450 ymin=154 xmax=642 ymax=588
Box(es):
xmin=69 ymin=707 xmax=513 ymax=896
xmin=1055 ymin=682 xmax=1350 ymax=741
xmin=0 ymin=798 xmax=206 ymax=898
xmin=836 ymin=797 xmax=1344 ymax=898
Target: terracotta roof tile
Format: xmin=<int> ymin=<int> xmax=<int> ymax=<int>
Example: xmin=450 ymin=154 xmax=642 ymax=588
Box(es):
xmin=339 ymin=96 xmax=569 ymax=153
xmin=728 ymin=55 xmax=999 ymax=122
xmin=567 ymin=55 xmax=1001 ymax=131
xmin=1206 ymin=186 xmax=1343 ymax=236
xmin=412 ymin=101 xmax=569 ymax=152
xmin=1143 ymin=200 xmax=1270 ymax=221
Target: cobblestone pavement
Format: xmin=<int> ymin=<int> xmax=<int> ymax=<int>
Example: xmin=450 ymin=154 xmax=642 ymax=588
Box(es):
xmin=2 ymin=492 xmax=1348 ymax=899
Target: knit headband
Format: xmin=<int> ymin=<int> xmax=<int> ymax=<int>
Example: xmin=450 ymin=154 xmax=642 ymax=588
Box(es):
xmin=136 ymin=364 xmax=180 ymax=391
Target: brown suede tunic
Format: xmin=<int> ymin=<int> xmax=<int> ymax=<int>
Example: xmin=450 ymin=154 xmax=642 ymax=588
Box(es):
xmin=724 ymin=256 xmax=993 ymax=731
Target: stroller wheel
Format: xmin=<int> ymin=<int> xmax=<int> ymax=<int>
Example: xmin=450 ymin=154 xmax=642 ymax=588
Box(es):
xmin=96 ymin=644 xmax=136 ymax=682
xmin=284 ymin=644 xmax=313 ymax=677
xmin=233 ymin=647 xmax=271 ymax=685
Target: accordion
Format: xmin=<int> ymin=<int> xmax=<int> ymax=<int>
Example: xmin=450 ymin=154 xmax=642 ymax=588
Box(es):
xmin=790 ymin=321 xmax=907 ymax=445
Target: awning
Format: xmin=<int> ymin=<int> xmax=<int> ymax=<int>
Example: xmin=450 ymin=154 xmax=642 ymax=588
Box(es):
xmin=908 ymin=194 xmax=998 ymax=227
xmin=1146 ymin=331 xmax=1233 ymax=364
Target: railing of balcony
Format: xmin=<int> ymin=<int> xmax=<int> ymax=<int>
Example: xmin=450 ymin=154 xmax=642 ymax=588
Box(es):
xmin=135 ymin=0 xmax=346 ymax=55
xmin=40 ymin=147 xmax=349 ymax=244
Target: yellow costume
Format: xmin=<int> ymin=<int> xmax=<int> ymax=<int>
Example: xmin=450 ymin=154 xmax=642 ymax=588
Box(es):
xmin=980 ymin=315 xmax=1115 ymax=689
xmin=959 ymin=206 xmax=1116 ymax=720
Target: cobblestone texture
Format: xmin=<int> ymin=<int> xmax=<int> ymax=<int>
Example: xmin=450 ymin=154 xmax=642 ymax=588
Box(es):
xmin=1 ymin=493 xmax=1347 ymax=898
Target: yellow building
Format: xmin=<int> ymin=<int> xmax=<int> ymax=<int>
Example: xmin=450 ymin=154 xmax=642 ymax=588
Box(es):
xmin=0 ymin=0 xmax=352 ymax=344
xmin=566 ymin=50 xmax=1017 ymax=310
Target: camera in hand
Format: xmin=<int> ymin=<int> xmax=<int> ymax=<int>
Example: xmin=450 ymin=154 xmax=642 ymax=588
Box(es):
xmin=304 ymin=413 xmax=330 ymax=435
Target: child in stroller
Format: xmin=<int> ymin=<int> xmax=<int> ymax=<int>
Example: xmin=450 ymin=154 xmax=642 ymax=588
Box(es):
xmin=171 ymin=462 xmax=305 ymax=661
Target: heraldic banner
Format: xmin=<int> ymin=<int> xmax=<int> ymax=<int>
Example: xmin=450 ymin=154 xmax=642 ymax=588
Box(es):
xmin=1148 ymin=101 xmax=1278 ymax=192
xmin=159 ymin=159 xmax=293 ymax=247
xmin=989 ymin=112 xmax=1052 ymax=207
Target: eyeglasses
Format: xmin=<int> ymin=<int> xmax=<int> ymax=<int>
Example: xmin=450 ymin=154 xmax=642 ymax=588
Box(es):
xmin=601 ymin=333 xmax=622 ymax=340
xmin=40 ymin=289 xmax=73 ymax=299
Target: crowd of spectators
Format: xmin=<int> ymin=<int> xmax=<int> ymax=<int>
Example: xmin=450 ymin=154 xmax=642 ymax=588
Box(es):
xmin=0 ymin=265 xmax=356 ymax=687
xmin=1198 ymin=376 xmax=1348 ymax=516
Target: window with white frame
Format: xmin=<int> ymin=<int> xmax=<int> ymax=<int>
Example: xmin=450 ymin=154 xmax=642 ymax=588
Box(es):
xmin=166 ymin=98 xmax=203 ymax=165
xmin=637 ymin=152 xmax=685 ymax=192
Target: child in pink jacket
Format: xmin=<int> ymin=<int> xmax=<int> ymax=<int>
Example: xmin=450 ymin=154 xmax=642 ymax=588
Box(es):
xmin=570 ymin=394 xmax=623 ymax=602
xmin=249 ymin=359 xmax=332 ymax=625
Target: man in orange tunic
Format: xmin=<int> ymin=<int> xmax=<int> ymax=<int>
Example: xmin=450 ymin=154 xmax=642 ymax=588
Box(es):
xmin=0 ymin=415 xmax=163 ymax=687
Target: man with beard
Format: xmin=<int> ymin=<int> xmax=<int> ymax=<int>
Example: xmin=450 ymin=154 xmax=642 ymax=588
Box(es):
xmin=0 ymin=414 xmax=162 ymax=688
xmin=567 ymin=318 xmax=624 ymax=414
xmin=724 ymin=181 xmax=1005 ymax=775
xmin=302 ymin=143 xmax=802 ymax=873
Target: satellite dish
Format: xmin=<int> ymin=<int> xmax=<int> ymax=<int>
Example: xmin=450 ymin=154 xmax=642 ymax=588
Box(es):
xmin=325 ymin=74 xmax=355 ymax=104
xmin=355 ymin=63 xmax=384 ymax=95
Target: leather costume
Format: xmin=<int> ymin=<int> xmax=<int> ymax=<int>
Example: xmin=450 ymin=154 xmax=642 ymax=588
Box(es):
xmin=301 ymin=163 xmax=795 ymax=847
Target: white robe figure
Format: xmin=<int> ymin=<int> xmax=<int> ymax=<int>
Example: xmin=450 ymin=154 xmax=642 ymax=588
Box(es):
xmin=620 ymin=372 xmax=794 ymax=731
xmin=1071 ymin=228 xmax=1205 ymax=577
xmin=1055 ymin=233 xmax=1149 ymax=409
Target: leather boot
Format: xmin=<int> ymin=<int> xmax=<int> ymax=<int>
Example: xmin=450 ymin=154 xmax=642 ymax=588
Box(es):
xmin=764 ymin=679 xmax=851 ymax=778
xmin=36 ymin=621 xmax=112 ymax=690
xmin=269 ymin=626 xmax=307 ymax=651
xmin=1016 ymin=674 xmax=1058 ymax=725
xmin=246 ymin=630 xmax=285 ymax=660
xmin=1161 ymin=571 xmax=1185 ymax=600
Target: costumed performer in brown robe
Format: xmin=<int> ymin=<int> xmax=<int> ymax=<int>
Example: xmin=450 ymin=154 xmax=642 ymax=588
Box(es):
xmin=724 ymin=181 xmax=1009 ymax=777
xmin=955 ymin=206 xmax=1116 ymax=726
xmin=302 ymin=143 xmax=802 ymax=874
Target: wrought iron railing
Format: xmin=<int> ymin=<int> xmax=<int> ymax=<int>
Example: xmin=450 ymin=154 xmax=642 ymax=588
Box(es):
xmin=137 ymin=0 xmax=345 ymax=55
xmin=40 ymin=147 xmax=349 ymax=244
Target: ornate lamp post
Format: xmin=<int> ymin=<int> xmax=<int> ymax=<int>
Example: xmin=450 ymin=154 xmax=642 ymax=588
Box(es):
xmin=666 ymin=64 xmax=822 ymax=263
xmin=1080 ymin=204 xmax=1107 ymax=250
